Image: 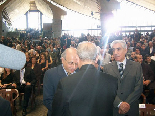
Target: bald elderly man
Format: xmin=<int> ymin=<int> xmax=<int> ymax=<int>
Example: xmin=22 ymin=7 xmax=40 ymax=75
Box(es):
xmin=43 ymin=47 xmax=78 ymax=116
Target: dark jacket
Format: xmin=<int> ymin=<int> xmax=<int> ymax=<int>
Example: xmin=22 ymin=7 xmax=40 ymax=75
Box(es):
xmin=13 ymin=67 xmax=36 ymax=87
xmin=0 ymin=96 xmax=12 ymax=116
xmin=141 ymin=62 xmax=155 ymax=89
xmin=52 ymin=64 xmax=118 ymax=116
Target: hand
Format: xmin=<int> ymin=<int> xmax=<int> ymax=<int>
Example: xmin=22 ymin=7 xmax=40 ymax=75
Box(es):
xmin=143 ymin=80 xmax=145 ymax=85
xmin=0 ymin=84 xmax=3 ymax=88
xmin=143 ymin=80 xmax=151 ymax=86
xmin=100 ymin=66 xmax=103 ymax=70
xmin=2 ymin=85 xmax=6 ymax=88
xmin=12 ymin=83 xmax=17 ymax=88
xmin=119 ymin=102 xmax=130 ymax=114
xmin=26 ymin=82 xmax=31 ymax=85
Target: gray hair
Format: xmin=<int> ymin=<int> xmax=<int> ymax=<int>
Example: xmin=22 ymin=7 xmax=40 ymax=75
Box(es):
xmin=77 ymin=41 xmax=97 ymax=61
xmin=61 ymin=49 xmax=67 ymax=59
xmin=111 ymin=40 xmax=127 ymax=49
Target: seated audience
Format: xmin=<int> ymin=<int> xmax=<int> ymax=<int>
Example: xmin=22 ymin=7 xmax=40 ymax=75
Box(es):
xmin=136 ymin=55 xmax=155 ymax=104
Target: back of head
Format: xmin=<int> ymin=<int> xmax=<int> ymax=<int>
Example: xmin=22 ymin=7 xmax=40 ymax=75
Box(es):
xmin=77 ymin=41 xmax=97 ymax=61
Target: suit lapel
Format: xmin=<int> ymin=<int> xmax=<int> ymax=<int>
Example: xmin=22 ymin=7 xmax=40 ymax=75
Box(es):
xmin=58 ymin=65 xmax=67 ymax=79
xmin=111 ymin=61 xmax=120 ymax=78
xmin=122 ymin=60 xmax=132 ymax=79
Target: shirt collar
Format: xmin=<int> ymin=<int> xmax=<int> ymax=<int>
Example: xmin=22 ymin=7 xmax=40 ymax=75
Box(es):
xmin=62 ymin=64 xmax=76 ymax=76
xmin=20 ymin=68 xmax=25 ymax=72
xmin=117 ymin=58 xmax=126 ymax=69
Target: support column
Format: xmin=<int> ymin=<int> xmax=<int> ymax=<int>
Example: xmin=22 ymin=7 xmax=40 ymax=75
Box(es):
xmin=40 ymin=12 xmax=42 ymax=33
xmin=26 ymin=11 xmax=28 ymax=29
xmin=43 ymin=0 xmax=67 ymax=38
xmin=52 ymin=19 xmax=62 ymax=38
xmin=0 ymin=11 xmax=2 ymax=37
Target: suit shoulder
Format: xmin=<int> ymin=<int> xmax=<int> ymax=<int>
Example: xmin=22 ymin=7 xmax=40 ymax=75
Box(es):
xmin=0 ymin=96 xmax=10 ymax=105
xmin=102 ymin=72 xmax=117 ymax=81
xmin=46 ymin=65 xmax=61 ymax=73
xmin=104 ymin=61 xmax=114 ymax=67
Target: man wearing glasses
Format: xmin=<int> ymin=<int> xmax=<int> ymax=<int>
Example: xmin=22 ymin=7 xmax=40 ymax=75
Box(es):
xmin=43 ymin=47 xmax=78 ymax=116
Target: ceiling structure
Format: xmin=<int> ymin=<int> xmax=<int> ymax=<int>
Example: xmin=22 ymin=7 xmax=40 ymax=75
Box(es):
xmin=0 ymin=0 xmax=155 ymax=25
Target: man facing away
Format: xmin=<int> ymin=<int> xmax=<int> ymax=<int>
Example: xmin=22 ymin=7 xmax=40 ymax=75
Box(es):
xmin=52 ymin=41 xmax=118 ymax=116
xmin=43 ymin=47 xmax=78 ymax=116
xmin=103 ymin=40 xmax=143 ymax=116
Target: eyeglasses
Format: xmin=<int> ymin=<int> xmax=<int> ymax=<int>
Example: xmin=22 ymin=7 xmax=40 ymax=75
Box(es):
xmin=64 ymin=59 xmax=78 ymax=66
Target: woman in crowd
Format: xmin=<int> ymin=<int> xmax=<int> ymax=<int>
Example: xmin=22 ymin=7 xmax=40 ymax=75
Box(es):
xmin=38 ymin=53 xmax=48 ymax=83
xmin=31 ymin=55 xmax=42 ymax=94
xmin=0 ymin=68 xmax=14 ymax=88
xmin=45 ymin=51 xmax=53 ymax=69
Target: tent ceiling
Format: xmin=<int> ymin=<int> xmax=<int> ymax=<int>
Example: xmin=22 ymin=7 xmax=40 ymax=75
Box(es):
xmin=0 ymin=0 xmax=155 ymax=24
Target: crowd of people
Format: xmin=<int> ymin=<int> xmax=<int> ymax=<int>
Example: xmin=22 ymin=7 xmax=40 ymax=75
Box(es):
xmin=0 ymin=28 xmax=155 ymax=115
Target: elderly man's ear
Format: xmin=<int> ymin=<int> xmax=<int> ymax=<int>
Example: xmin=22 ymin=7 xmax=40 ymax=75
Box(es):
xmin=95 ymin=55 xmax=99 ymax=64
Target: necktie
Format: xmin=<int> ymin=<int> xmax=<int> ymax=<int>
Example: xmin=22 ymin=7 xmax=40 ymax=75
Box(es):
xmin=119 ymin=63 xmax=123 ymax=78
xmin=67 ymin=72 xmax=71 ymax=76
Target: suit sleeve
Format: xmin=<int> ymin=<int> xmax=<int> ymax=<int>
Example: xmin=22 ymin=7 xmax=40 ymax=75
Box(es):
xmin=1 ymin=98 xmax=12 ymax=116
xmin=51 ymin=80 xmax=64 ymax=116
xmin=103 ymin=66 xmax=123 ymax=107
xmin=125 ymin=63 xmax=143 ymax=105
xmin=43 ymin=70 xmax=55 ymax=112
xmin=5 ymin=101 xmax=12 ymax=116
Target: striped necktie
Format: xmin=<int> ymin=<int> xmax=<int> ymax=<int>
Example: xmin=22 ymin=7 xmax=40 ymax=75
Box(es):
xmin=119 ymin=63 xmax=123 ymax=78
xmin=67 ymin=72 xmax=71 ymax=76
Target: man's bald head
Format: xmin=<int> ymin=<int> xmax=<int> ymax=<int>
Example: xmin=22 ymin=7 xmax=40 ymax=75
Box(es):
xmin=61 ymin=47 xmax=78 ymax=74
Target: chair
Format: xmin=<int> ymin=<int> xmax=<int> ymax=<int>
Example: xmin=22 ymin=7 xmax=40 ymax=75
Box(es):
xmin=141 ymin=93 xmax=146 ymax=104
xmin=0 ymin=89 xmax=19 ymax=116
xmin=139 ymin=93 xmax=155 ymax=116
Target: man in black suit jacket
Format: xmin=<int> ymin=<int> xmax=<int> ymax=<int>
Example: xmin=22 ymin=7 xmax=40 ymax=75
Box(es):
xmin=146 ymin=41 xmax=155 ymax=56
xmin=52 ymin=41 xmax=118 ymax=116
xmin=103 ymin=40 xmax=143 ymax=116
xmin=136 ymin=55 xmax=155 ymax=104
xmin=43 ymin=47 xmax=78 ymax=116
xmin=0 ymin=96 xmax=12 ymax=116
xmin=12 ymin=66 xmax=36 ymax=116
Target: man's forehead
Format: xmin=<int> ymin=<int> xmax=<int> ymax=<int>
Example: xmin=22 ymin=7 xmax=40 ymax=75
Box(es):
xmin=112 ymin=43 xmax=123 ymax=48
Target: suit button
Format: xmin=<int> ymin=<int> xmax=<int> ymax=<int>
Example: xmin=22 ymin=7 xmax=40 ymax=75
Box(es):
xmin=121 ymin=93 xmax=123 ymax=94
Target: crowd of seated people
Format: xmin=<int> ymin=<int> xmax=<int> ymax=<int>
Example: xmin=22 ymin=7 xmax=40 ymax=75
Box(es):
xmin=0 ymin=29 xmax=155 ymax=115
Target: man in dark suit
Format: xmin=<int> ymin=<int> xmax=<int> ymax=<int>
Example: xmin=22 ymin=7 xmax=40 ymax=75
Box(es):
xmin=43 ymin=47 xmax=78 ymax=116
xmin=136 ymin=54 xmax=155 ymax=104
xmin=103 ymin=40 xmax=143 ymax=116
xmin=0 ymin=96 xmax=12 ymax=116
xmin=146 ymin=41 xmax=155 ymax=56
xmin=52 ymin=41 xmax=118 ymax=116
xmin=12 ymin=65 xmax=36 ymax=116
